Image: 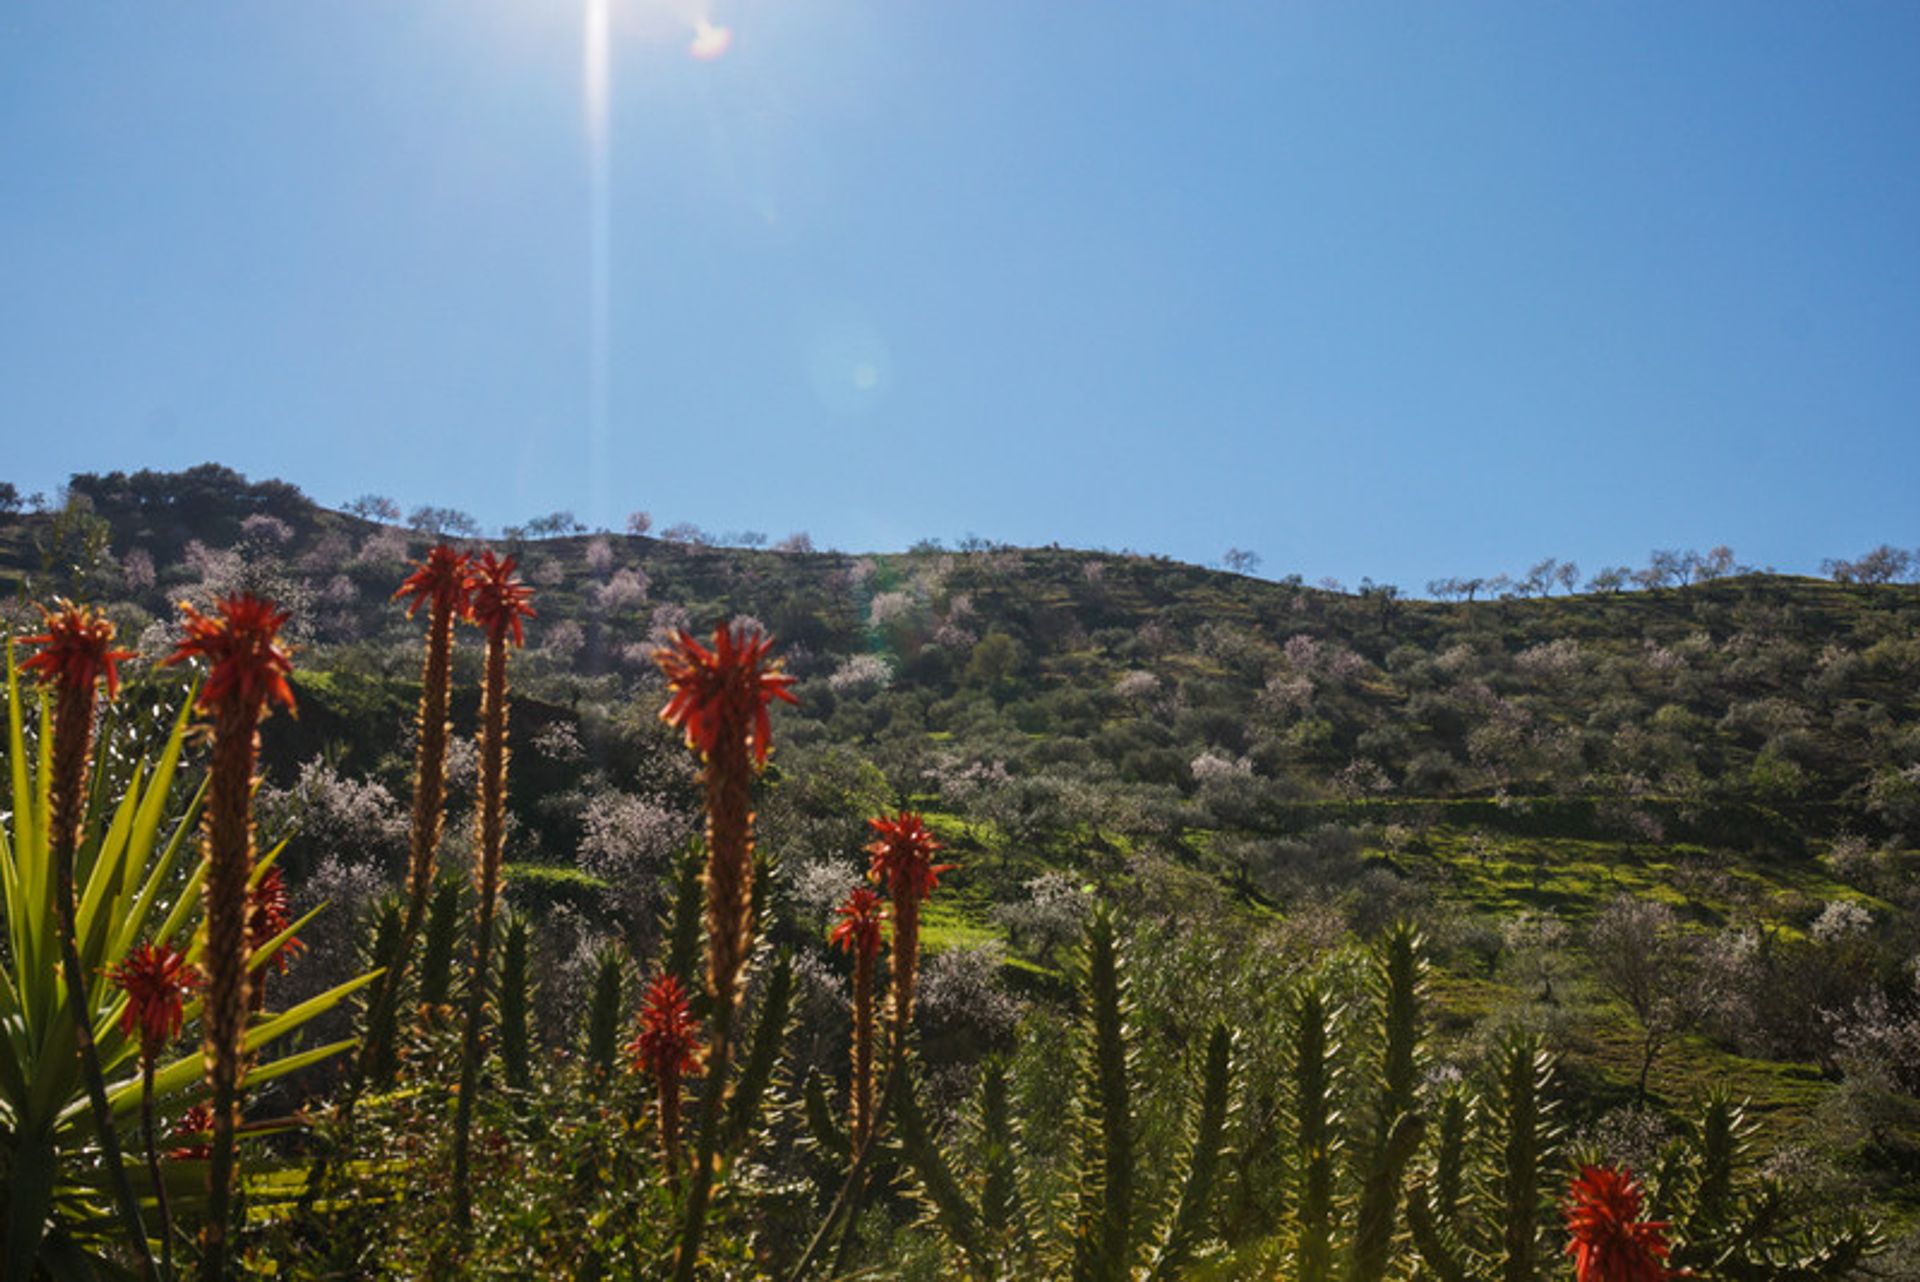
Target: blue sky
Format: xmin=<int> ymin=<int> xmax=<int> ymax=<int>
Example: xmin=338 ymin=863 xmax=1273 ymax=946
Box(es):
xmin=3 ymin=3 xmax=1917 ymax=590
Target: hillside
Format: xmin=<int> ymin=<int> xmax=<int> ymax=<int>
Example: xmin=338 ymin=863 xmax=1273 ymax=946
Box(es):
xmin=5 ymin=464 xmax=1918 ymax=1271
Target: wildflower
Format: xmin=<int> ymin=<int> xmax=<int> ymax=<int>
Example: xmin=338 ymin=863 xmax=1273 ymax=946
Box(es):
xmin=655 ymin=622 xmax=798 ymax=768
xmin=358 ymin=546 xmax=473 ymax=1090
xmin=109 ymin=940 xmax=201 ymax=1059
xmin=163 ymin=592 xmax=295 ymax=1282
xmin=453 ymin=550 xmax=534 ymax=1235
xmin=1564 ymin=1165 xmax=1673 ymax=1282
xmin=627 ymin=973 xmax=704 ymax=1174
xmin=467 ymin=550 xmax=535 ymax=646
xmin=110 ymin=938 xmax=201 ymax=1275
xmin=25 ymin=601 xmax=156 ymax=1273
xmin=21 ymin=598 xmax=135 ymax=697
xmin=655 ymin=621 xmax=795 ymax=1280
xmin=168 ymin=1105 xmax=215 ymax=1162
xmin=865 ymin=812 xmax=954 ymax=1036
xmin=829 ymin=887 xmax=887 ymax=1150
xmin=394 ymin=543 xmax=474 ymax=621
xmin=169 ymin=594 xmax=296 ymax=716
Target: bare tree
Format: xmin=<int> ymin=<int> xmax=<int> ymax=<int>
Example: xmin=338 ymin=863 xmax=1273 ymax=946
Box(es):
xmin=1555 ymin=561 xmax=1581 ymax=595
xmin=1223 ymin=547 xmax=1261 ymax=575
xmin=625 ymin=510 xmax=654 ymax=536
xmin=1590 ymin=896 xmax=1709 ymax=1101
xmin=1824 ymin=545 xmax=1913 ymax=587
xmin=345 ymin=494 xmax=401 ymax=523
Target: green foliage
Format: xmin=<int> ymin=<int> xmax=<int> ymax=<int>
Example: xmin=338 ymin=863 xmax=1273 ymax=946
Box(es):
xmin=416 ymin=871 xmax=464 ymax=1020
xmin=0 ymin=660 xmax=375 ymax=1279
xmin=583 ymin=939 xmax=627 ymax=1077
xmin=499 ymin=912 xmax=532 ymax=1093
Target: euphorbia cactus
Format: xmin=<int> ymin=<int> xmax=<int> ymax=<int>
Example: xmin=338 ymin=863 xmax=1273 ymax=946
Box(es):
xmin=863 ymin=811 xmax=953 ymax=1041
xmin=891 ymin=907 xmax=1233 ymax=1282
xmin=163 ymin=591 xmax=296 ymax=1282
xmin=452 ymin=550 xmax=533 ymax=1235
xmin=109 ymin=939 xmax=201 ymax=1276
xmin=627 ymin=973 xmax=704 ymax=1175
xmin=20 ymin=600 xmax=155 ymax=1278
xmin=653 ymin=620 xmax=795 ymax=1282
xmin=829 ymin=886 xmax=887 ymax=1151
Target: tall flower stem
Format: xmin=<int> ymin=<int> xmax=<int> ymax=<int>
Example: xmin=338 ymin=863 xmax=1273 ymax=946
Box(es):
xmin=355 ymin=546 xmax=470 ymax=1090
xmin=829 ymin=887 xmax=886 ymax=1154
xmin=26 ymin=604 xmax=157 ymax=1281
xmin=163 ymin=593 xmax=295 ymax=1282
xmin=141 ymin=1060 xmax=175 ymax=1277
xmin=452 ymin=552 xmax=531 ymax=1242
xmin=654 ymin=623 xmax=795 ymax=1282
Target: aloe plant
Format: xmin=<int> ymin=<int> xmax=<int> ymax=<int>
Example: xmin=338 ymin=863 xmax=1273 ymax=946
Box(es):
xmin=0 ymin=656 xmax=378 ymax=1279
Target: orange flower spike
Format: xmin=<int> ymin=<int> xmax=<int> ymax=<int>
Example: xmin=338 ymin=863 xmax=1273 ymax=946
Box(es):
xmin=467 ymin=551 xmax=536 ymax=647
xmin=108 ymin=940 xmax=200 ymax=1060
xmin=394 ymin=543 xmax=475 ymax=621
xmin=168 ymin=1104 xmax=215 ymax=1162
xmin=20 ymin=599 xmax=136 ymax=699
xmin=864 ymin=812 xmax=955 ymax=906
xmin=248 ymin=866 xmax=303 ymax=974
xmin=1564 ymin=1166 xmax=1674 ymax=1282
xmin=655 ymin=623 xmax=798 ymax=767
xmin=829 ymin=886 xmax=887 ymax=962
xmin=165 ymin=593 xmax=296 ymax=717
xmin=629 ymin=973 xmax=705 ymax=1081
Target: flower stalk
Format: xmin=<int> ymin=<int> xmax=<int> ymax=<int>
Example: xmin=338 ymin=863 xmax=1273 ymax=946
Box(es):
xmin=109 ymin=940 xmax=201 ymax=1278
xmin=653 ymin=621 xmax=795 ymax=1282
xmin=829 ymin=887 xmax=887 ymax=1153
xmin=357 ymin=544 xmax=471 ymax=1084
xmin=628 ymin=972 xmax=704 ymax=1177
xmin=864 ymin=812 xmax=954 ymax=1048
xmin=163 ymin=592 xmax=296 ymax=1282
xmin=21 ymin=601 xmax=157 ymax=1280
xmin=451 ymin=551 xmax=533 ymax=1238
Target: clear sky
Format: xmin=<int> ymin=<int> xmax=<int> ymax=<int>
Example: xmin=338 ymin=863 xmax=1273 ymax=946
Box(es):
xmin=4 ymin=3 xmax=1917 ymax=589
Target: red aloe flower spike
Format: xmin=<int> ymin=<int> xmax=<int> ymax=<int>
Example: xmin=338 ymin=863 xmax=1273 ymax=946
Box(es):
xmin=864 ymin=812 xmax=955 ymax=906
xmin=467 ymin=550 xmax=536 ymax=647
xmin=452 ymin=547 xmax=533 ymax=1236
xmin=109 ymin=940 xmax=201 ymax=1062
xmin=394 ymin=543 xmax=475 ymax=621
xmin=829 ymin=886 xmax=887 ymax=962
xmin=164 ymin=593 xmax=297 ymax=717
xmin=865 ymin=812 xmax=955 ymax=1040
xmin=27 ymin=599 xmax=157 ymax=1278
xmin=655 ymin=622 xmax=798 ymax=768
xmin=627 ymin=972 xmax=704 ymax=1175
xmin=21 ymin=598 xmax=136 ymax=698
xmin=168 ymin=1104 xmax=216 ymax=1162
xmin=248 ymin=866 xmax=303 ymax=1011
xmin=161 ymin=592 xmax=295 ymax=1282
xmin=1564 ymin=1165 xmax=1674 ymax=1282
xmin=830 ymin=886 xmax=887 ymax=1150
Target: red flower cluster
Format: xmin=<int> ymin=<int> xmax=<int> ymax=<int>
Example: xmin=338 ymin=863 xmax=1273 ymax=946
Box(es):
xmin=628 ymin=973 xmax=704 ymax=1082
xmin=829 ymin=886 xmax=887 ymax=961
xmin=168 ymin=1104 xmax=215 ymax=1161
xmin=21 ymin=599 xmax=135 ymax=697
xmin=165 ymin=593 xmax=296 ymax=716
xmin=467 ymin=551 xmax=536 ymax=646
xmin=655 ymin=622 xmax=798 ymax=766
xmin=248 ymin=866 xmax=303 ymax=973
xmin=108 ymin=940 xmax=200 ymax=1059
xmin=865 ymin=813 xmax=954 ymax=905
xmin=1564 ymin=1166 xmax=1673 ymax=1282
xmin=394 ymin=544 xmax=474 ymax=620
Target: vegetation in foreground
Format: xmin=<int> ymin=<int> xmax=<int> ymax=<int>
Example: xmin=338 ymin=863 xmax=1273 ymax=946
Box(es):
xmin=1 ymin=465 xmax=1916 ymax=1278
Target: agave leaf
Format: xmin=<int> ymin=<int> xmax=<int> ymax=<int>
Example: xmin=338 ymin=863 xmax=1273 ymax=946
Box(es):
xmin=115 ymin=774 xmax=205 ymax=962
xmin=75 ymin=759 xmax=142 ymax=967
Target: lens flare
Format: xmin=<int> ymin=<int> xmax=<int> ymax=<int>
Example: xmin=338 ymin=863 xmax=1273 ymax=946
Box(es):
xmin=689 ymin=19 xmax=733 ymax=61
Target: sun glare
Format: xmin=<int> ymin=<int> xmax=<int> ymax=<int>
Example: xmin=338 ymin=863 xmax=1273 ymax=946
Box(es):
xmin=689 ymin=18 xmax=733 ymax=61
